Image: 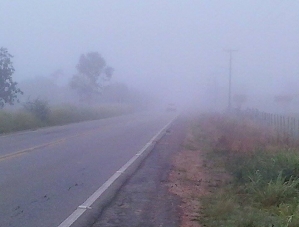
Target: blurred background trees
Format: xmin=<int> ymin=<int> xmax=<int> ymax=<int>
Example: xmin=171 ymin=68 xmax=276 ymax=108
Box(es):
xmin=0 ymin=47 xmax=23 ymax=108
xmin=69 ymin=52 xmax=113 ymax=103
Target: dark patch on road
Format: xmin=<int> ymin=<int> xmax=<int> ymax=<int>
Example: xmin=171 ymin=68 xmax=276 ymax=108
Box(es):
xmin=11 ymin=206 xmax=23 ymax=217
xmin=91 ymin=118 xmax=186 ymax=227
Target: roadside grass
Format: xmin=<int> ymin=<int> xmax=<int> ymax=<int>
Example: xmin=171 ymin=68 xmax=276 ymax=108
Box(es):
xmin=0 ymin=103 xmax=132 ymax=134
xmin=48 ymin=104 xmax=132 ymax=126
xmin=0 ymin=111 xmax=45 ymax=133
xmin=192 ymin=113 xmax=299 ymax=227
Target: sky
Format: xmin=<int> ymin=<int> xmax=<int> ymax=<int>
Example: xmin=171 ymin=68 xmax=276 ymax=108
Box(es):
xmin=1 ymin=1 xmax=299 ymax=109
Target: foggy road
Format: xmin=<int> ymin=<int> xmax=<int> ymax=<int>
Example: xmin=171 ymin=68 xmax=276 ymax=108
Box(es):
xmin=0 ymin=112 xmax=176 ymax=227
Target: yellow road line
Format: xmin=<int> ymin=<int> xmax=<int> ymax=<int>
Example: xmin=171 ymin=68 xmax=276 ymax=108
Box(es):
xmin=0 ymin=138 xmax=67 ymax=161
xmin=0 ymin=129 xmax=100 ymax=162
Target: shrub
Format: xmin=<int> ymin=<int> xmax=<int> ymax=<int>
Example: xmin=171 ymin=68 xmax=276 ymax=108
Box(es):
xmin=23 ymin=98 xmax=50 ymax=122
xmin=0 ymin=110 xmax=44 ymax=133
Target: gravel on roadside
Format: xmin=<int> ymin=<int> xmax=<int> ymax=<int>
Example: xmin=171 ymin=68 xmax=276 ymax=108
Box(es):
xmin=91 ymin=117 xmax=187 ymax=227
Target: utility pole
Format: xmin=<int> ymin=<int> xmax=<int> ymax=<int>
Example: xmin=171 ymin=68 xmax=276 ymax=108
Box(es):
xmin=224 ymin=49 xmax=238 ymax=110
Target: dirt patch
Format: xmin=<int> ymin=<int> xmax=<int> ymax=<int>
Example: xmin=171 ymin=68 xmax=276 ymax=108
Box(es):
xmin=168 ymin=131 xmax=230 ymax=227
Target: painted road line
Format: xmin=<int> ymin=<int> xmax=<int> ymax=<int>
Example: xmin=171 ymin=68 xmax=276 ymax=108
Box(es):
xmin=0 ymin=128 xmax=103 ymax=161
xmin=0 ymin=138 xmax=66 ymax=161
xmin=57 ymin=115 xmax=178 ymax=227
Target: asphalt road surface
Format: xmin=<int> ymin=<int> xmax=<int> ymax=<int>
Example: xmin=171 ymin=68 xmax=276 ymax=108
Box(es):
xmin=0 ymin=112 xmax=176 ymax=227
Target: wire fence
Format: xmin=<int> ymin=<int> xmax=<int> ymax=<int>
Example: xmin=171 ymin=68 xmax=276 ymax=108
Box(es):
xmin=234 ymin=108 xmax=299 ymax=145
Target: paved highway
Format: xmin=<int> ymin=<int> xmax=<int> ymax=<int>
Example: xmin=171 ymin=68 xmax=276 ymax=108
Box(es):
xmin=0 ymin=112 xmax=176 ymax=227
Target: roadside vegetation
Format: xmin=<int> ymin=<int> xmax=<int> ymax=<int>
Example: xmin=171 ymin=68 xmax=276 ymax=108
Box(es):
xmin=193 ymin=113 xmax=299 ymax=227
xmin=0 ymin=48 xmax=136 ymax=135
xmin=170 ymin=113 xmax=299 ymax=227
xmin=0 ymin=101 xmax=132 ymax=134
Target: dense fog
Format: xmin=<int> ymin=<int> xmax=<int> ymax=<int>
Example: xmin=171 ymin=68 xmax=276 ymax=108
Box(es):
xmin=1 ymin=1 xmax=298 ymax=113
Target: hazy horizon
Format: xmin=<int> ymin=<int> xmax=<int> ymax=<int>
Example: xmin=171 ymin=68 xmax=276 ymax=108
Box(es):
xmin=1 ymin=1 xmax=299 ymax=111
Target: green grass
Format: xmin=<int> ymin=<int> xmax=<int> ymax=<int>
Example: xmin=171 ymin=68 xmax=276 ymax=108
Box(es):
xmin=48 ymin=104 xmax=132 ymax=125
xmin=0 ymin=103 xmax=132 ymax=134
xmin=193 ymin=114 xmax=299 ymax=227
xmin=0 ymin=111 xmax=44 ymax=133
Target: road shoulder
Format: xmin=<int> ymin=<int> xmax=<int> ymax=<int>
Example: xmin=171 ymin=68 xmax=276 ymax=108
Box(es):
xmin=91 ymin=118 xmax=187 ymax=227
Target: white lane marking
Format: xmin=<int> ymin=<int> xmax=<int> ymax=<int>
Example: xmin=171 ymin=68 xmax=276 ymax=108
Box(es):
xmin=78 ymin=206 xmax=92 ymax=210
xmin=57 ymin=115 xmax=177 ymax=227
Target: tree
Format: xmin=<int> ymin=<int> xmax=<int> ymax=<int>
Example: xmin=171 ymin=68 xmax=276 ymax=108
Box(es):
xmin=70 ymin=52 xmax=113 ymax=102
xmin=0 ymin=47 xmax=23 ymax=108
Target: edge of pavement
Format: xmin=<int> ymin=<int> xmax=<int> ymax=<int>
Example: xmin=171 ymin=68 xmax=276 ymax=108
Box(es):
xmin=57 ymin=114 xmax=179 ymax=227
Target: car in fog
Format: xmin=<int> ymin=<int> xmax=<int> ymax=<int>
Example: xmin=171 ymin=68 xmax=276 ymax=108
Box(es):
xmin=166 ymin=103 xmax=177 ymax=112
